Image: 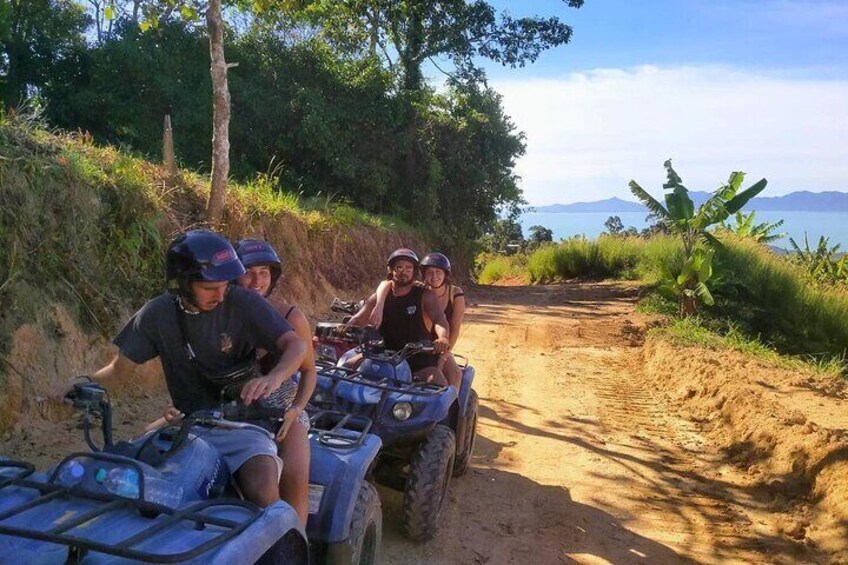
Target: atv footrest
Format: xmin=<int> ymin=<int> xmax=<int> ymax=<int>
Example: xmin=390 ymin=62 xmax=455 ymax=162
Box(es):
xmin=0 ymin=460 xmax=264 ymax=563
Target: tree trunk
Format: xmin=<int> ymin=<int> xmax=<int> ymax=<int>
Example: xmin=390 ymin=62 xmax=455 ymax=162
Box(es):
xmin=680 ymin=294 xmax=697 ymax=317
xmin=162 ymin=114 xmax=177 ymax=177
xmin=205 ymin=0 xmax=230 ymax=225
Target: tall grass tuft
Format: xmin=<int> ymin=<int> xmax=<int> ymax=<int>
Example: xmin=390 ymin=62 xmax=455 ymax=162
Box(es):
xmin=523 ymin=236 xmax=667 ymax=283
xmin=715 ymin=236 xmax=848 ymax=357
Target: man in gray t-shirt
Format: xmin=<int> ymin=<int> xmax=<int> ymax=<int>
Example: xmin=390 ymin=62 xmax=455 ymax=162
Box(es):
xmin=60 ymin=230 xmax=306 ymax=508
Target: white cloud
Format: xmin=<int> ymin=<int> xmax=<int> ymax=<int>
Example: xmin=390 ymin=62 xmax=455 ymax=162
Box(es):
xmin=492 ymin=65 xmax=848 ymax=204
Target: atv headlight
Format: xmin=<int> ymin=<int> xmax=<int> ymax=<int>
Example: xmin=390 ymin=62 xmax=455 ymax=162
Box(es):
xmin=392 ymin=402 xmax=413 ymax=421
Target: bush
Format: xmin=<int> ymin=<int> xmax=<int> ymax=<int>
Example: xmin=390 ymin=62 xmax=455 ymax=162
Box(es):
xmin=477 ymin=254 xmax=525 ymax=284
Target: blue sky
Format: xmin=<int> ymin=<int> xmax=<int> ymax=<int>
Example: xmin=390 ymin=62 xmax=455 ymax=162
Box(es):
xmin=450 ymin=1 xmax=848 ymax=204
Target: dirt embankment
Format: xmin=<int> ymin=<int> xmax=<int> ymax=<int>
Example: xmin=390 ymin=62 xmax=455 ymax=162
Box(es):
xmin=1 ymin=206 xmax=423 ymax=439
xmin=642 ymin=339 xmax=848 ymax=559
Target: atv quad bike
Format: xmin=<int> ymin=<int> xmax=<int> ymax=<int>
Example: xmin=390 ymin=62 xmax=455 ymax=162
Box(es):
xmin=0 ymin=381 xmax=384 ymax=565
xmin=311 ymin=340 xmax=478 ymax=541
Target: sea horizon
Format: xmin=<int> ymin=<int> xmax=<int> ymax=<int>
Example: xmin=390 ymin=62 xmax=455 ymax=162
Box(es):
xmin=520 ymin=210 xmax=848 ymax=249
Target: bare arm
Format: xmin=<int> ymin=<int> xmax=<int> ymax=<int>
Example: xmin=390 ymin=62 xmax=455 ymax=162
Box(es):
xmin=56 ymin=352 xmax=138 ymax=400
xmin=346 ymin=293 xmax=377 ymax=327
xmin=368 ymin=280 xmax=393 ymax=326
xmin=274 ymin=307 xmax=317 ymax=440
xmin=241 ymin=330 xmax=306 ymax=405
xmin=449 ymin=291 xmax=466 ymax=350
xmin=287 ymin=308 xmax=317 ymax=415
xmin=422 ymin=289 xmax=450 ymax=353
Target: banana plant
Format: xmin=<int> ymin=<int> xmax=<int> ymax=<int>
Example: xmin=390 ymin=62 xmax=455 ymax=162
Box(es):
xmin=720 ymin=211 xmax=786 ymax=244
xmin=629 ymin=160 xmax=768 ymax=315
xmin=656 ymin=247 xmax=716 ymax=316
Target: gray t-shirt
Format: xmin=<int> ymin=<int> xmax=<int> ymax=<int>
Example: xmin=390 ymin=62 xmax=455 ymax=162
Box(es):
xmin=114 ymin=286 xmax=293 ymax=414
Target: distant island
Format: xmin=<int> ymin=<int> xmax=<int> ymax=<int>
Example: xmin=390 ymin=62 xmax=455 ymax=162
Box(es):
xmin=529 ymin=191 xmax=848 ymax=213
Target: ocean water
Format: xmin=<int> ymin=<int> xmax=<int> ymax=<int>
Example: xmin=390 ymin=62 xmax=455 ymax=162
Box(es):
xmin=520 ymin=211 xmax=848 ymax=249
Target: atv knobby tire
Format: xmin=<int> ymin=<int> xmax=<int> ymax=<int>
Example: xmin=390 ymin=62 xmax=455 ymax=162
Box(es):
xmin=402 ymin=425 xmax=456 ymax=541
xmin=453 ymin=388 xmax=478 ymax=477
xmin=346 ymin=481 xmax=382 ymax=565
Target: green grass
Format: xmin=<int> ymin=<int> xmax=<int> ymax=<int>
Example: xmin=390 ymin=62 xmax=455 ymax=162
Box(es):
xmin=233 ymin=172 xmax=418 ymax=234
xmin=477 ymin=254 xmax=526 ymax=284
xmin=0 ymin=111 xmax=421 ymax=357
xmin=476 ymin=230 xmax=848 ymax=362
xmin=713 ymin=236 xmax=848 ymax=357
xmin=480 ymin=234 xmax=681 ymax=285
xmin=650 ymin=317 xmax=846 ymax=375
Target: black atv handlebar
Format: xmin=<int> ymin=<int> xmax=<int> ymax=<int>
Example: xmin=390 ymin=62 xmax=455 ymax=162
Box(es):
xmin=330 ymin=297 xmax=363 ymax=316
xmin=66 ymin=381 xmax=287 ymax=467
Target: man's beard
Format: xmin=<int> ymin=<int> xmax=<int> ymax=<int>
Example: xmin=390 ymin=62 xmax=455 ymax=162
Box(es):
xmin=393 ymin=274 xmax=413 ymax=288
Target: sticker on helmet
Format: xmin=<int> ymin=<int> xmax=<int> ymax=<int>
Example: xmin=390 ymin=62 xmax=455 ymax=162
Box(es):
xmin=213 ymin=250 xmax=235 ymax=264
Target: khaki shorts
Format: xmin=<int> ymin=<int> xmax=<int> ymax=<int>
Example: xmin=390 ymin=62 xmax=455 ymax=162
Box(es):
xmin=196 ymin=425 xmax=283 ymax=479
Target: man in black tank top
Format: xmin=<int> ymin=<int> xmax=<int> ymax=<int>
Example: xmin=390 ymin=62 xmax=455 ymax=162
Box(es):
xmin=348 ymin=249 xmax=451 ymax=384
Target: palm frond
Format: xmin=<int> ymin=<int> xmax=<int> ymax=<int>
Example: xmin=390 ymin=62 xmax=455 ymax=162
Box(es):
xmin=629 ymin=180 xmax=669 ymax=219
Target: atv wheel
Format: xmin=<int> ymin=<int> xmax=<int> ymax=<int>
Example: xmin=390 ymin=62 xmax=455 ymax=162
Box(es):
xmin=401 ymin=425 xmax=456 ymax=541
xmin=453 ymin=388 xmax=478 ymax=477
xmin=256 ymin=529 xmax=309 ymax=565
xmin=347 ymin=481 xmax=382 ymax=565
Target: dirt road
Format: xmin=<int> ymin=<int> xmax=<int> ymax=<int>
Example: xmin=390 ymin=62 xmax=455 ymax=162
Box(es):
xmin=379 ymin=282 xmax=822 ymax=565
xmin=2 ymin=281 xmax=834 ymax=563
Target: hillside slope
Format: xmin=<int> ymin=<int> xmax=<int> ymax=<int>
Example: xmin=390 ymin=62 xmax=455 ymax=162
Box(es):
xmin=0 ymin=118 xmax=423 ymax=432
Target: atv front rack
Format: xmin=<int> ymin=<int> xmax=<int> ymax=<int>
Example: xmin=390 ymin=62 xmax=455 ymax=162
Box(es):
xmin=316 ymin=363 xmax=447 ymax=397
xmin=0 ymin=459 xmax=262 ymax=563
xmin=308 ymin=409 xmax=372 ymax=449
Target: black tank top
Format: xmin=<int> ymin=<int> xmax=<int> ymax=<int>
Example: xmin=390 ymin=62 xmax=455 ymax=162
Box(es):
xmin=380 ymin=284 xmax=430 ymax=351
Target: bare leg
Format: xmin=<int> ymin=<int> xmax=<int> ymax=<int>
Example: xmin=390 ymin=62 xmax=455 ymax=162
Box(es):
xmin=278 ymin=420 xmax=310 ymax=527
xmin=235 ymin=455 xmax=281 ymax=507
xmin=442 ymin=353 xmax=462 ymax=389
xmin=414 ymin=366 xmax=447 ymax=386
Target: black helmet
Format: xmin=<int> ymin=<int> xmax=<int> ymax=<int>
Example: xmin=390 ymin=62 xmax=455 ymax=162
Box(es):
xmin=166 ymin=230 xmax=245 ymax=295
xmin=236 ymin=239 xmax=282 ymax=295
xmin=420 ymin=252 xmax=451 ymax=274
xmin=387 ymin=248 xmax=419 ymax=268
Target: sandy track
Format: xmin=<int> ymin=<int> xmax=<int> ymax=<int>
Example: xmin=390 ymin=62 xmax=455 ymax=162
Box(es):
xmin=2 ymin=281 xmax=832 ymax=563
xmin=379 ymin=282 xmax=820 ymax=565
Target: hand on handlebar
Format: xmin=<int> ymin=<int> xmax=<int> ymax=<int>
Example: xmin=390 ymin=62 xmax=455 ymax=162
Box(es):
xmin=53 ymin=376 xmax=93 ymax=404
xmin=433 ymin=337 xmax=451 ymax=355
xmin=163 ymin=405 xmax=185 ymax=425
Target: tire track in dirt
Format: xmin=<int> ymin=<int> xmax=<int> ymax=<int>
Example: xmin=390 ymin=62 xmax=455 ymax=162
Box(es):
xmin=380 ymin=281 xmax=820 ymax=564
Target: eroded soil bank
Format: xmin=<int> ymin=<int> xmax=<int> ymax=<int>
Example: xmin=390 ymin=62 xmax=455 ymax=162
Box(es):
xmin=4 ymin=281 xmax=848 ymax=564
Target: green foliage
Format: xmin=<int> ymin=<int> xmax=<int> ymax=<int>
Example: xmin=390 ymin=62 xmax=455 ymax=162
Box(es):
xmin=476 ymin=234 xmax=684 ymax=285
xmin=0 ymin=0 xmax=90 ymax=110
xmin=629 ymin=160 xmax=768 ymax=315
xmin=476 ymin=254 xmax=526 ymax=285
xmin=528 ymin=225 xmax=553 ymax=244
xmin=787 ymin=233 xmax=848 ymax=287
xmin=302 ymin=0 xmax=584 ymax=91
xmin=0 ymin=111 xmax=166 ymax=345
xmin=525 ymin=236 xmax=646 ymax=284
xmin=478 ymin=216 xmax=524 ymax=254
xmin=42 ymin=22 xmax=523 ymax=250
xmin=719 ymin=210 xmax=785 ymax=244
